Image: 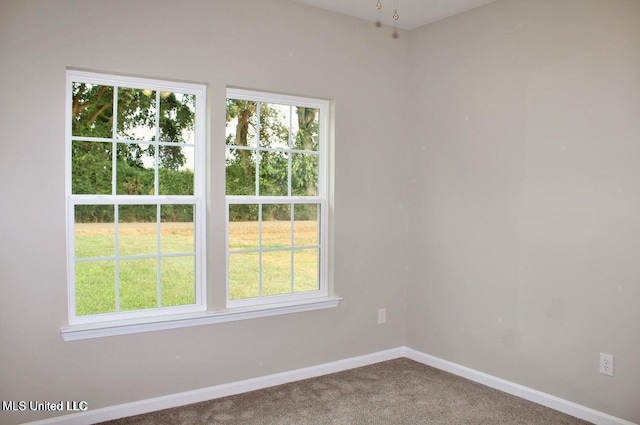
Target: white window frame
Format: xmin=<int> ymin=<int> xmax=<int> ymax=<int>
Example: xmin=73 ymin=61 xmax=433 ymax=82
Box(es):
xmin=225 ymin=88 xmax=330 ymax=309
xmin=64 ymin=70 xmax=207 ymax=326
xmin=60 ymin=74 xmax=339 ymax=341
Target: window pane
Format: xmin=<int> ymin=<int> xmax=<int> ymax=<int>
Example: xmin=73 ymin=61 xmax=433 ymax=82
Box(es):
xmin=229 ymin=253 xmax=259 ymax=300
xmin=118 ymin=205 xmax=157 ymax=256
xmin=72 ymin=83 xmax=113 ymax=138
xmin=161 ymin=256 xmax=195 ymax=307
xmin=293 ymin=107 xmax=319 ymax=151
xmin=226 ymin=100 xmax=257 ymax=147
xmin=259 ymin=151 xmax=289 ymax=196
xmin=115 ymin=143 xmax=155 ymax=195
xmin=158 ymin=145 xmax=194 ymax=195
xmin=294 ymin=249 xmax=319 ymax=293
xmin=160 ymin=92 xmax=196 ymax=144
xmin=75 ymin=205 xmax=115 ymax=258
xmin=229 ymin=204 xmax=259 ymax=251
xmin=294 ymin=204 xmax=318 ymax=247
xmin=226 ymin=148 xmax=257 ymax=195
xmin=262 ymin=204 xmax=291 ymax=248
xmin=117 ymin=88 xmax=156 ymax=141
xmin=161 ymin=205 xmax=194 ymax=253
xmin=75 ymin=261 xmax=115 ymax=316
xmin=262 ymin=250 xmax=292 ymax=296
xmin=120 ymin=258 xmax=157 ymax=311
xmin=260 ymin=103 xmax=290 ymax=149
xmin=292 ymin=153 xmax=318 ymax=196
xmin=72 ymin=141 xmax=113 ymax=194
xmin=68 ymin=71 xmax=206 ymax=322
xmin=224 ymin=89 xmax=327 ymax=306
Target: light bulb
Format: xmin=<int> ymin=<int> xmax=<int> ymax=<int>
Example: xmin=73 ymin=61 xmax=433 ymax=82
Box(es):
xmin=376 ymin=0 xmax=382 ymax=10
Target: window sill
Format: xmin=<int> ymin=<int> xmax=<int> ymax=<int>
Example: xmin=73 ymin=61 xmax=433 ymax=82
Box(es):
xmin=60 ymin=297 xmax=342 ymax=341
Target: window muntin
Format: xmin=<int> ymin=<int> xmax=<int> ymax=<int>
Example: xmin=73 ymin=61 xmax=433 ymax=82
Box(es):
xmin=66 ymin=70 xmax=206 ymax=324
xmin=227 ymin=201 xmax=322 ymax=301
xmin=226 ymin=89 xmax=329 ymax=307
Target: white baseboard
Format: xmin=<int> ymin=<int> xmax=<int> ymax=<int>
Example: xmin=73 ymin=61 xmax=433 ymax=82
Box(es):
xmin=403 ymin=347 xmax=637 ymax=425
xmin=23 ymin=347 xmax=405 ymax=425
xmin=22 ymin=346 xmax=636 ymax=425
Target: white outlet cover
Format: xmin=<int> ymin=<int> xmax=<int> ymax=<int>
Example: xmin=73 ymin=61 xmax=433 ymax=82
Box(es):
xmin=600 ymin=353 xmax=614 ymax=376
xmin=378 ymin=308 xmax=386 ymax=324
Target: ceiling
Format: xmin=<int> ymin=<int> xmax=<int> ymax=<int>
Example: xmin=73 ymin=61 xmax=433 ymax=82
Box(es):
xmin=291 ymin=0 xmax=498 ymax=30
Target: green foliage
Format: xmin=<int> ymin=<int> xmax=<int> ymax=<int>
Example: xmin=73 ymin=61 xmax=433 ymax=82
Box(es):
xmin=159 ymin=167 xmax=194 ymax=195
xmin=72 ymin=88 xmax=322 ymax=224
xmin=72 ymin=83 xmax=195 ymax=171
xmin=225 ymin=148 xmax=256 ymax=196
xmin=72 ymin=141 xmax=112 ymax=195
xmin=71 ymin=81 xmax=197 ymax=223
xmin=72 ymin=83 xmax=114 ymax=138
xmin=259 ymin=151 xmax=288 ymax=195
xmin=225 ymin=99 xmax=321 ymax=221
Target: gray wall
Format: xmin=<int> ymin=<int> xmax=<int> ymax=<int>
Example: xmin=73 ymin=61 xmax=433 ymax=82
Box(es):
xmin=0 ymin=1 xmax=408 ymax=423
xmin=1 ymin=0 xmax=639 ymax=424
xmin=406 ymin=0 xmax=640 ymax=423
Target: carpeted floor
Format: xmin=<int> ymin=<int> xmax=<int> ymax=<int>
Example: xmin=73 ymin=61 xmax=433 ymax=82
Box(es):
xmin=98 ymin=358 xmax=593 ymax=424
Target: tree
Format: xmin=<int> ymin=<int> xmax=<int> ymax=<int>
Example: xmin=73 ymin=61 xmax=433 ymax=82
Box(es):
xmin=292 ymin=107 xmax=319 ymax=196
xmin=71 ymin=82 xmax=196 ymax=221
xmin=72 ymin=82 xmax=195 ymax=173
xmin=225 ymin=100 xmax=320 ymax=221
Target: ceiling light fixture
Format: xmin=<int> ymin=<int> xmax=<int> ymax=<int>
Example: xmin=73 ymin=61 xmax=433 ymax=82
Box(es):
xmin=375 ymin=0 xmax=400 ymax=38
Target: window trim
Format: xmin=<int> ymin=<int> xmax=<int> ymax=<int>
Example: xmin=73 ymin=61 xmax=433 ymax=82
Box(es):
xmin=61 ymin=73 xmax=338 ymax=340
xmin=225 ymin=88 xmax=330 ymax=308
xmin=65 ymin=69 xmax=207 ymax=325
xmin=60 ymin=296 xmax=341 ymax=341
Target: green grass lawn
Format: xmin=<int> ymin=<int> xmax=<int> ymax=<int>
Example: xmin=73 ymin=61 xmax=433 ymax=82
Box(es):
xmin=227 ymin=220 xmax=319 ymax=299
xmin=74 ymin=221 xmax=319 ymax=315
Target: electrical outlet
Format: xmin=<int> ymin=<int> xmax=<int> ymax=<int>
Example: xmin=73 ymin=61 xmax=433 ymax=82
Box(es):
xmin=600 ymin=353 xmax=614 ymax=376
xmin=378 ymin=308 xmax=386 ymax=324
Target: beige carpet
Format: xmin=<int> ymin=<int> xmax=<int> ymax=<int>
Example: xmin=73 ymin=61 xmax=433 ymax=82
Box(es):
xmin=99 ymin=358 xmax=592 ymax=424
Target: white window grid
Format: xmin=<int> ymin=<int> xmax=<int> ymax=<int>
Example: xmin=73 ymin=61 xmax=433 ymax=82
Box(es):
xmin=65 ymin=70 xmax=207 ymax=325
xmin=226 ymin=88 xmax=330 ymax=308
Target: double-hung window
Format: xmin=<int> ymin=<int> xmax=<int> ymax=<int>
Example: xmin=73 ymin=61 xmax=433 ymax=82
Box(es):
xmin=64 ymin=73 xmax=334 ymax=337
xmin=225 ymin=89 xmax=330 ymax=307
xmin=65 ymin=70 xmax=206 ymax=325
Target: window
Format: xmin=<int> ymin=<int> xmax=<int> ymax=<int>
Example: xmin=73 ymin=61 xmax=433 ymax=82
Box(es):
xmin=62 ymin=73 xmax=337 ymax=339
xmin=65 ymin=70 xmax=206 ymax=325
xmin=225 ymin=89 xmax=329 ymax=307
